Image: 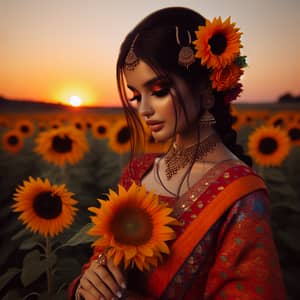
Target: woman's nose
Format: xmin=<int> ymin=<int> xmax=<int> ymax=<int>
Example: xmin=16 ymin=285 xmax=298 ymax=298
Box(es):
xmin=139 ymin=99 xmax=154 ymax=118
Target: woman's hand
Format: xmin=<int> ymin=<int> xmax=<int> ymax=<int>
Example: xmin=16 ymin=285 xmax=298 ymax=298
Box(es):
xmin=76 ymin=255 xmax=127 ymax=300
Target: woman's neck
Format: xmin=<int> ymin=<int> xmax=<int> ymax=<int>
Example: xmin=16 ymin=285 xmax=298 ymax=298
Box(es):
xmin=175 ymin=126 xmax=217 ymax=148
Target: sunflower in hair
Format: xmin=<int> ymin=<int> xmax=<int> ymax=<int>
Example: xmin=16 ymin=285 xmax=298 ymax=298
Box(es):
xmin=194 ymin=17 xmax=242 ymax=69
xmin=248 ymin=126 xmax=290 ymax=167
xmin=210 ymin=63 xmax=243 ymax=91
xmin=12 ymin=177 xmax=77 ymax=237
xmin=34 ymin=126 xmax=89 ymax=166
xmin=15 ymin=119 xmax=35 ymax=137
xmin=109 ymin=119 xmax=131 ymax=154
xmin=2 ymin=129 xmax=24 ymax=154
xmin=92 ymin=119 xmax=110 ymax=139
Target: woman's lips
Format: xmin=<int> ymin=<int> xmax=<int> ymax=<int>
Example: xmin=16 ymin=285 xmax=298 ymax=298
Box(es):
xmin=146 ymin=121 xmax=164 ymax=132
xmin=149 ymin=123 xmax=164 ymax=132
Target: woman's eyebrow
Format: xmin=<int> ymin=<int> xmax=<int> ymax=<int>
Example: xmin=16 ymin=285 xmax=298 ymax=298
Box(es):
xmin=127 ymin=76 xmax=169 ymax=91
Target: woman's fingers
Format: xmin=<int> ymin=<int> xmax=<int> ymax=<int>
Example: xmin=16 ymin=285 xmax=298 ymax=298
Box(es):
xmin=78 ymin=257 xmax=127 ymax=300
xmin=106 ymin=257 xmax=127 ymax=290
xmin=94 ymin=263 xmax=123 ymax=298
xmin=77 ymin=285 xmax=100 ymax=300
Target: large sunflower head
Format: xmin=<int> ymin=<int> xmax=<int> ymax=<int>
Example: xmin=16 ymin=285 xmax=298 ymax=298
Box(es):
xmin=88 ymin=182 xmax=178 ymax=271
xmin=34 ymin=126 xmax=89 ymax=167
xmin=12 ymin=177 xmax=78 ymax=237
xmin=193 ymin=16 xmax=242 ymax=69
xmin=248 ymin=126 xmax=291 ymax=167
xmin=2 ymin=129 xmax=24 ymax=154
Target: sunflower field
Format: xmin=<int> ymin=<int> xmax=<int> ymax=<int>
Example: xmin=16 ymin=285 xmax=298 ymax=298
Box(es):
xmin=0 ymin=103 xmax=299 ymax=299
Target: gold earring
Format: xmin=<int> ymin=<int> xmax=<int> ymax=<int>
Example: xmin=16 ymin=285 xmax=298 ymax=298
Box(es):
xmin=199 ymin=93 xmax=216 ymax=127
xmin=175 ymin=26 xmax=195 ymax=69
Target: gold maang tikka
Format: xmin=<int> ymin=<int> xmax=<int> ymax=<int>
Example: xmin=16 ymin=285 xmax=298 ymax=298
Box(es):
xmin=175 ymin=26 xmax=195 ymax=69
xmin=124 ymin=34 xmax=140 ymax=71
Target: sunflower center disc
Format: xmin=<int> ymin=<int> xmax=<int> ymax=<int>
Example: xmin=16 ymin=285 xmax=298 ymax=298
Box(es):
xmin=209 ymin=33 xmax=227 ymax=55
xmin=111 ymin=207 xmax=153 ymax=245
xmin=33 ymin=191 xmax=63 ymax=219
xmin=289 ymin=128 xmax=300 ymax=141
xmin=117 ymin=127 xmax=131 ymax=144
xmin=75 ymin=123 xmax=82 ymax=130
xmin=21 ymin=125 xmax=29 ymax=133
xmin=274 ymin=119 xmax=284 ymax=127
xmin=97 ymin=126 xmax=106 ymax=134
xmin=8 ymin=135 xmax=19 ymax=145
xmin=52 ymin=135 xmax=73 ymax=153
xmin=259 ymin=137 xmax=278 ymax=154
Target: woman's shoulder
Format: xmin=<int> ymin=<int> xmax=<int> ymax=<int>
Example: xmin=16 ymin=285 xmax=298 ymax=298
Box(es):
xmin=120 ymin=153 xmax=160 ymax=187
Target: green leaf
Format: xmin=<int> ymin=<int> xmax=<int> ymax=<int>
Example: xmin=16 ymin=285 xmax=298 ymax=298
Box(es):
xmin=0 ymin=268 xmax=21 ymax=291
xmin=19 ymin=236 xmax=42 ymax=250
xmin=62 ymin=223 xmax=96 ymax=247
xmin=21 ymin=249 xmax=56 ymax=287
xmin=11 ymin=228 xmax=32 ymax=240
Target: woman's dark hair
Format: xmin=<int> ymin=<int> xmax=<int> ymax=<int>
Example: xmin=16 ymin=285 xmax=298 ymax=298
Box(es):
xmin=116 ymin=6 xmax=252 ymax=172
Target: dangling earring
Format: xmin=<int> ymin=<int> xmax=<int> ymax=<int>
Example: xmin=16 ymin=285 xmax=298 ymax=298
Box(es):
xmin=125 ymin=34 xmax=140 ymax=71
xmin=175 ymin=26 xmax=195 ymax=69
xmin=199 ymin=93 xmax=216 ymax=127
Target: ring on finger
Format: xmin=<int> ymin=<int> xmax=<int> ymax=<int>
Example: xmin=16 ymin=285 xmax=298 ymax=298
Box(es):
xmin=97 ymin=252 xmax=107 ymax=267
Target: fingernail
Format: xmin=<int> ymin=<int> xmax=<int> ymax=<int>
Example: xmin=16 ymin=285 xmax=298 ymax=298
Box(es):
xmin=116 ymin=291 xmax=122 ymax=298
xmin=121 ymin=282 xmax=127 ymax=289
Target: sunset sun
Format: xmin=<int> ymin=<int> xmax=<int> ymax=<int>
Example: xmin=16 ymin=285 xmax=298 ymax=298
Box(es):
xmin=69 ymin=96 xmax=82 ymax=107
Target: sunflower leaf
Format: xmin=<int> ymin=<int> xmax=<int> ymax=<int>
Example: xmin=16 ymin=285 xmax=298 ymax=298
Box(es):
xmin=62 ymin=223 xmax=96 ymax=247
xmin=19 ymin=236 xmax=42 ymax=250
xmin=11 ymin=227 xmax=32 ymax=241
xmin=21 ymin=249 xmax=56 ymax=287
xmin=0 ymin=268 xmax=21 ymax=291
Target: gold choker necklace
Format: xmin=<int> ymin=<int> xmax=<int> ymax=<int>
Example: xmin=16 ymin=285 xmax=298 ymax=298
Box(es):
xmin=164 ymin=133 xmax=220 ymax=180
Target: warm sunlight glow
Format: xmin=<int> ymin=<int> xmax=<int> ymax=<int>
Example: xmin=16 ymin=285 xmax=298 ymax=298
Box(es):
xmin=69 ymin=95 xmax=82 ymax=107
xmin=52 ymin=82 xmax=98 ymax=106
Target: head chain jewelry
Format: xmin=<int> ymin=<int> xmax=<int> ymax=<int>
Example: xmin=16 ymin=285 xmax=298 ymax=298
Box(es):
xmin=124 ymin=34 xmax=140 ymax=71
xmin=175 ymin=26 xmax=195 ymax=69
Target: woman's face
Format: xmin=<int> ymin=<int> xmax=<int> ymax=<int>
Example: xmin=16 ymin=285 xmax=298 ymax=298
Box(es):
xmin=124 ymin=60 xmax=199 ymax=143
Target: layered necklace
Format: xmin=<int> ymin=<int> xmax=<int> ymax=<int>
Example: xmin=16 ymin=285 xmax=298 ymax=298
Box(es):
xmin=164 ymin=133 xmax=220 ymax=180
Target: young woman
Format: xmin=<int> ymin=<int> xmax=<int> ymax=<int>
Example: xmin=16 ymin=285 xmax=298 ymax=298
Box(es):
xmin=69 ymin=7 xmax=287 ymax=300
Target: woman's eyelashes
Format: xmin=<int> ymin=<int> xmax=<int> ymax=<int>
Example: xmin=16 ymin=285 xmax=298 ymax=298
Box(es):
xmin=128 ymin=82 xmax=171 ymax=102
xmin=129 ymin=93 xmax=141 ymax=102
xmin=151 ymin=87 xmax=170 ymax=98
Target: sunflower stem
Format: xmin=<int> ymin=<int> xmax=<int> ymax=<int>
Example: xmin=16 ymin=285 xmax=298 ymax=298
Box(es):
xmin=45 ymin=236 xmax=53 ymax=298
xmin=257 ymin=165 xmax=265 ymax=178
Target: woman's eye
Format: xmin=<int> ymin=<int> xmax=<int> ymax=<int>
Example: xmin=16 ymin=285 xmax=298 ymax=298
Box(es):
xmin=151 ymin=88 xmax=170 ymax=98
xmin=128 ymin=94 xmax=141 ymax=102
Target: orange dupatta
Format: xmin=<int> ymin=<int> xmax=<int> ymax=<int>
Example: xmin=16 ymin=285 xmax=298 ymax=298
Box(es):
xmin=147 ymin=173 xmax=267 ymax=298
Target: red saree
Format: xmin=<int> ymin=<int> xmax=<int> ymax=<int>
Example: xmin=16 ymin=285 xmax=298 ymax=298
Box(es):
xmin=68 ymin=154 xmax=287 ymax=300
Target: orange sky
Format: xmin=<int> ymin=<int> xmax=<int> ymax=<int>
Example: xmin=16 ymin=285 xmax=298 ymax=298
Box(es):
xmin=0 ymin=0 xmax=299 ymax=107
